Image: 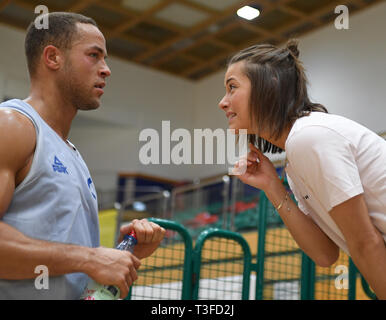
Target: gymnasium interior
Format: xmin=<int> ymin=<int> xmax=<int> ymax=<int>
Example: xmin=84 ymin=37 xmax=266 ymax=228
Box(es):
xmin=0 ymin=0 xmax=386 ymax=301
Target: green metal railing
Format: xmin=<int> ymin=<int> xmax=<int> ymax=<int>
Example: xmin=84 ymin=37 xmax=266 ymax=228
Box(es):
xmin=127 ymin=219 xmax=252 ymax=300
xmin=361 ymin=275 xmax=377 ymax=300
xmin=192 ymin=228 xmax=252 ymax=300
xmin=255 ymin=189 xmax=304 ymax=300
xmin=255 ymin=189 xmax=377 ymax=300
xmin=127 ymin=218 xmax=193 ymax=300
xmin=124 ymin=209 xmax=376 ymax=300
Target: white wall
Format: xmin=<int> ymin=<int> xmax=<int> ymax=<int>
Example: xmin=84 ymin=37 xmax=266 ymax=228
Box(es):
xmin=1 ymin=1 xmax=386 ymax=190
xmin=69 ymin=54 xmax=196 ymax=188
xmin=299 ymin=3 xmax=386 ymax=133
xmin=0 ymin=21 xmax=196 ymax=190
xmin=0 ymin=23 xmax=29 ymax=98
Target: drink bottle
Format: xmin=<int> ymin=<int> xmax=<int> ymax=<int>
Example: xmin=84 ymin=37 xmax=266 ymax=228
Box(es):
xmin=81 ymin=231 xmax=137 ymax=300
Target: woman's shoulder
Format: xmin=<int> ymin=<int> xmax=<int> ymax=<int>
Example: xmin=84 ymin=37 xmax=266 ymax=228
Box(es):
xmin=287 ymin=113 xmax=347 ymax=147
xmin=288 ymin=112 xmax=377 ymax=149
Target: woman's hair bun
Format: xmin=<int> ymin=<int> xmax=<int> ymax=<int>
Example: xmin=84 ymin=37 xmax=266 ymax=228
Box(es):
xmin=286 ymin=39 xmax=300 ymax=59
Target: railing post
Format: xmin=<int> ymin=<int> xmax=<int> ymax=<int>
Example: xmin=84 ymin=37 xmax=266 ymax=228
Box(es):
xmin=145 ymin=218 xmax=194 ymax=300
xmin=348 ymin=258 xmax=358 ymax=300
xmin=360 ymin=275 xmax=377 ymax=300
xmin=255 ymin=191 xmax=267 ymax=300
xmin=222 ymin=175 xmax=230 ymax=230
xmin=300 ymin=254 xmax=315 ymax=300
xmin=229 ymin=176 xmax=238 ymax=231
xmin=192 ymin=228 xmax=252 ymax=300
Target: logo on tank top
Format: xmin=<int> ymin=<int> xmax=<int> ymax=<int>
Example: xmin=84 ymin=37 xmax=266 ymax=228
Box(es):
xmin=87 ymin=177 xmax=97 ymax=200
xmin=52 ymin=156 xmax=69 ymax=174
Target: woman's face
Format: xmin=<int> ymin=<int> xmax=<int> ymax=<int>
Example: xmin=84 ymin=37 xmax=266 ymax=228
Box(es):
xmin=219 ymin=61 xmax=253 ymax=134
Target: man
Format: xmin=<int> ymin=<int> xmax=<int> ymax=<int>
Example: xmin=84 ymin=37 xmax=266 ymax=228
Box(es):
xmin=0 ymin=12 xmax=165 ymax=299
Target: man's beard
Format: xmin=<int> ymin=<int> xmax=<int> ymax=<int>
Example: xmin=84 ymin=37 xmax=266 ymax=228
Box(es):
xmin=57 ymin=62 xmax=100 ymax=111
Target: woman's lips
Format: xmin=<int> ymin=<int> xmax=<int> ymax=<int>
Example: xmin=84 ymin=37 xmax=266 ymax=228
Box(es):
xmin=226 ymin=112 xmax=236 ymax=121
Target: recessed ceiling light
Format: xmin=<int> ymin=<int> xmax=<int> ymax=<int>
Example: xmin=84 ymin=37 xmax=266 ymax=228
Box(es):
xmin=237 ymin=5 xmax=261 ymax=21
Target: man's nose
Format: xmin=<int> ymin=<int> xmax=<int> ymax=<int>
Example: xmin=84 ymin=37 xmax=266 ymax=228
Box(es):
xmin=100 ymin=61 xmax=111 ymax=78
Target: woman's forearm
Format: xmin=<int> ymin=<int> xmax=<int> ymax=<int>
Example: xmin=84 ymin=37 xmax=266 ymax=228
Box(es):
xmin=264 ymin=180 xmax=339 ymax=267
xmin=348 ymin=236 xmax=386 ymax=299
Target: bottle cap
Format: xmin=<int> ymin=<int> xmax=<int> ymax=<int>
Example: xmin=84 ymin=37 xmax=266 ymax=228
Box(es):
xmin=123 ymin=231 xmax=137 ymax=243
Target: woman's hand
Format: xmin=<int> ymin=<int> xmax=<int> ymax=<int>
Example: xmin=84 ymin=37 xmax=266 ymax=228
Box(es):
xmin=234 ymin=143 xmax=282 ymax=192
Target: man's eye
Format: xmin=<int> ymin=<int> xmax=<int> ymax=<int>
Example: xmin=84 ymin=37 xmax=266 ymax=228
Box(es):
xmin=90 ymin=53 xmax=98 ymax=58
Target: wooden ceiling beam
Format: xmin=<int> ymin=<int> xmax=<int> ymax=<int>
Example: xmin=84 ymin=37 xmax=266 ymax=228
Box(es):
xmin=350 ymin=0 xmax=383 ymax=10
xmin=132 ymin=0 xmax=258 ymax=63
xmin=151 ymin=20 xmax=239 ymax=68
xmin=142 ymin=14 xmax=186 ymax=35
xmin=151 ymin=52 xmax=201 ymax=78
xmin=14 ymin=0 xmax=98 ymax=13
xmin=12 ymin=0 xmax=64 ymax=13
xmin=96 ymin=1 xmax=137 ymax=19
xmin=67 ymin=0 xmax=99 ymax=13
xmin=2 ymin=0 xmax=97 ymax=15
xmin=12 ymin=0 xmax=40 ymax=11
xmin=98 ymin=0 xmax=184 ymax=41
xmin=347 ymin=0 xmax=367 ymax=6
xmin=181 ymin=0 xmax=350 ymax=77
xmin=110 ymin=0 xmax=177 ymax=36
xmin=280 ymin=5 xmax=307 ymax=19
xmin=261 ymin=0 xmax=347 ymax=38
xmin=146 ymin=0 xmax=292 ymax=69
xmin=147 ymin=0 xmax=310 ymax=69
xmin=178 ymin=0 xmax=218 ymax=15
xmin=239 ymin=20 xmax=285 ymax=41
xmin=181 ymin=53 xmax=204 ymax=64
xmin=152 ymin=31 xmax=236 ymax=69
xmin=0 ymin=0 xmax=12 ymax=13
xmin=210 ymin=37 xmax=235 ymax=50
xmin=1 ymin=0 xmax=381 ymax=81
xmin=278 ymin=0 xmax=326 ymax=28
xmin=99 ymin=25 xmax=155 ymax=50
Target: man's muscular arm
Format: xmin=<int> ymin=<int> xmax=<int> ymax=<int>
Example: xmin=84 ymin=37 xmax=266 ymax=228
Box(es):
xmin=0 ymin=109 xmax=141 ymax=298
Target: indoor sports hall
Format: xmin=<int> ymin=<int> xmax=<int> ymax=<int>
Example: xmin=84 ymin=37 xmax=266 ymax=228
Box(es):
xmin=0 ymin=0 xmax=385 ymax=301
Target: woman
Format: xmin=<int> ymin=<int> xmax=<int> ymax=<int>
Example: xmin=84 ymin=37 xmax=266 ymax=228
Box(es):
xmin=219 ymin=39 xmax=386 ymax=299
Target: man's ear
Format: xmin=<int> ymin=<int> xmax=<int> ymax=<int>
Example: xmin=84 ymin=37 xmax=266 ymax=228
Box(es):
xmin=42 ymin=45 xmax=62 ymax=71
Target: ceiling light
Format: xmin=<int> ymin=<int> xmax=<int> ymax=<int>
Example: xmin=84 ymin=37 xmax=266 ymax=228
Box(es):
xmin=133 ymin=201 xmax=146 ymax=212
xmin=237 ymin=5 xmax=261 ymax=21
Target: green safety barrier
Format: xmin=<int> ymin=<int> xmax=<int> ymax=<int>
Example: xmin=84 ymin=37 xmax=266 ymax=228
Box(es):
xmin=256 ymin=189 xmax=377 ymax=300
xmin=126 ymin=218 xmax=193 ymax=300
xmin=360 ymin=275 xmax=377 ymax=300
xmin=255 ymin=191 xmax=305 ymax=300
xmin=126 ymin=218 xmax=252 ymax=300
xmin=124 ymin=205 xmax=376 ymax=300
xmin=192 ymin=228 xmax=252 ymax=300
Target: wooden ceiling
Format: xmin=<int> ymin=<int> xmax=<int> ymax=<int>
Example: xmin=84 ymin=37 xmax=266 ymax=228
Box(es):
xmin=0 ymin=0 xmax=383 ymax=81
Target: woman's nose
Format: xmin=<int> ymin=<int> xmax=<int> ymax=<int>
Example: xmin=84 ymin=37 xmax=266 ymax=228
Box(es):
xmin=218 ymin=95 xmax=228 ymax=110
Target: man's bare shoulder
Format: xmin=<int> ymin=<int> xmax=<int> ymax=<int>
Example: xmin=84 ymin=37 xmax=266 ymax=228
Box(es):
xmin=0 ymin=108 xmax=36 ymax=170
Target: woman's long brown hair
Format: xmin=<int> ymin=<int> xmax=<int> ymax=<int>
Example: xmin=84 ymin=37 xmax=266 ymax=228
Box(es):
xmin=229 ymin=39 xmax=328 ymax=153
